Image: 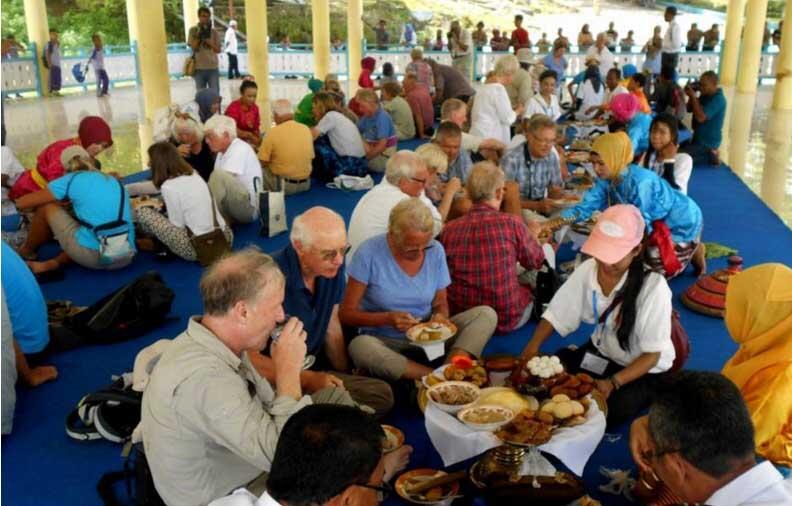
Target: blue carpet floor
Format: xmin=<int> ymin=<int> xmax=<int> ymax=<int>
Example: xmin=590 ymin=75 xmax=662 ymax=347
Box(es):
xmin=2 ymin=157 xmax=792 ymax=506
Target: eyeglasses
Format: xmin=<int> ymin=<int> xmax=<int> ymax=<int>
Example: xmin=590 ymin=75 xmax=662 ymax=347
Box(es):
xmin=318 ymin=244 xmax=352 ymax=261
xmin=354 ymin=481 xmax=392 ymax=500
xmin=410 ymin=177 xmax=428 ymax=185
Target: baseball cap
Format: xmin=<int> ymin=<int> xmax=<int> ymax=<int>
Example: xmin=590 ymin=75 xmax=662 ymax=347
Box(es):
xmin=581 ymin=205 xmax=645 ymax=265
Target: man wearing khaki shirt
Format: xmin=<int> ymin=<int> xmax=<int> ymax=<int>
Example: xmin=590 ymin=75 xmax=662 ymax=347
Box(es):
xmin=188 ymin=6 xmax=222 ymax=94
xmin=141 ymin=249 xmax=357 ymax=506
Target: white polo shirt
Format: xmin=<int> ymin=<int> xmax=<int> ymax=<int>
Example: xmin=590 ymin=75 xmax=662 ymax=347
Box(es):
xmin=542 ymin=258 xmax=675 ymax=372
xmin=214 ymin=138 xmax=262 ymax=209
xmin=705 ymin=462 xmax=792 ymax=506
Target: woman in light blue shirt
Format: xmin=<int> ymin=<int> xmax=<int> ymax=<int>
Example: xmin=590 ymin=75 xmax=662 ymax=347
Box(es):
xmin=14 ymin=150 xmax=136 ymax=275
xmin=340 ymin=198 xmax=496 ymax=381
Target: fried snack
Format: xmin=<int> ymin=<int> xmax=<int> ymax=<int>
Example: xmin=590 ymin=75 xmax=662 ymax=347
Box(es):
xmin=430 ymin=384 xmax=478 ymax=405
xmin=549 ymin=373 xmax=597 ymax=400
xmin=495 ymin=409 xmax=555 ymax=445
xmin=443 ymin=363 xmax=488 ymax=387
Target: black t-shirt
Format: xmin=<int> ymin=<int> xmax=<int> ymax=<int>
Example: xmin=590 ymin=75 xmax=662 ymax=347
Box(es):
xmin=171 ymin=139 xmax=215 ymax=181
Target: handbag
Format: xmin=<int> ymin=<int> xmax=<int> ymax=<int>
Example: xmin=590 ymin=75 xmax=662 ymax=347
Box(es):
xmin=188 ymin=191 xmax=230 ymax=267
xmin=253 ymin=177 xmax=287 ymax=238
xmin=531 ymin=259 xmax=561 ymax=321
xmin=66 ymin=173 xmax=134 ymax=266
xmin=601 ymin=294 xmax=690 ymax=373
xmin=182 ymin=52 xmax=196 ymax=77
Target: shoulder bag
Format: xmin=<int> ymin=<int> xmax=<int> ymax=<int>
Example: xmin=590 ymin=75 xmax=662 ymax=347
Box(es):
xmin=187 ymin=189 xmax=231 ymax=266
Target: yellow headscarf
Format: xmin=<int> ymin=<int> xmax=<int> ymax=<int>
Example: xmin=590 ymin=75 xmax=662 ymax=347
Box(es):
xmin=591 ymin=132 xmax=634 ymax=179
xmin=722 ymin=263 xmax=792 ymax=466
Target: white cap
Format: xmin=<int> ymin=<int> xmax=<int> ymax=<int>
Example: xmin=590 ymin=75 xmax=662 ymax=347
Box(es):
xmin=229 ymin=20 xmax=237 ymax=26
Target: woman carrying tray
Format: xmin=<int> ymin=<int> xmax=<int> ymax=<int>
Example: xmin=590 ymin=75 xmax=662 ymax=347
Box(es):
xmin=558 ymin=132 xmax=706 ymax=278
xmin=340 ymin=198 xmax=497 ymax=381
xmin=514 ymin=204 xmax=676 ymax=429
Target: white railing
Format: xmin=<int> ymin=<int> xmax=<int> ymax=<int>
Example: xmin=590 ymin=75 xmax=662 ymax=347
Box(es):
xmin=1 ymin=42 xmax=780 ymax=96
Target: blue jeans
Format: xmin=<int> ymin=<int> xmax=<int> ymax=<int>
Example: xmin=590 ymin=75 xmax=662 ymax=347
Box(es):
xmin=193 ymin=69 xmax=220 ymax=94
xmin=96 ymin=69 xmax=109 ymax=96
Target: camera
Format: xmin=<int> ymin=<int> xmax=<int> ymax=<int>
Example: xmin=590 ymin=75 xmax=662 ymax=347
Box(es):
xmin=198 ymin=24 xmax=212 ymax=41
xmin=687 ymin=80 xmax=701 ymax=92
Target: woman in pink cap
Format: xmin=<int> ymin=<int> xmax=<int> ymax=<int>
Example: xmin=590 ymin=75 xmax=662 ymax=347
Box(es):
xmin=9 ymin=116 xmax=113 ymax=199
xmin=514 ymin=204 xmax=677 ymax=429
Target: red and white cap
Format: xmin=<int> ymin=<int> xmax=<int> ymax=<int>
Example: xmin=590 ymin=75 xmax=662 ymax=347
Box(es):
xmin=581 ymin=204 xmax=645 ymax=264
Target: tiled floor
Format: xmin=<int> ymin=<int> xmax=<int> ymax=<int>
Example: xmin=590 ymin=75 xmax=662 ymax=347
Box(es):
xmin=2 ymin=78 xmax=790 ymax=226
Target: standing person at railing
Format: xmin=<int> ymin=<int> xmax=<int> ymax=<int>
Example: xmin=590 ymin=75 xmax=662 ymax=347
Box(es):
xmin=620 ymin=31 xmax=636 ymax=53
xmin=490 ymin=29 xmax=510 ymax=51
xmin=188 ymin=6 xmax=222 ymax=94
xmin=449 ymin=20 xmax=474 ymax=81
xmin=606 ymin=22 xmax=619 ymax=52
xmin=686 ymin=23 xmax=704 ymax=52
xmin=224 ymin=20 xmax=241 ymax=80
xmin=472 ymin=22 xmax=488 ymax=50
xmin=702 ymin=24 xmax=719 ymax=51
xmin=661 ymin=6 xmax=683 ymax=72
xmin=1 ymin=34 xmax=25 ymax=59
xmin=88 ymin=33 xmax=109 ymax=98
xmin=362 ymin=18 xmax=390 ymax=50
xmin=511 ymin=14 xmax=531 ymax=53
xmin=45 ymin=29 xmax=62 ymax=96
xmin=578 ymin=24 xmax=594 ymax=52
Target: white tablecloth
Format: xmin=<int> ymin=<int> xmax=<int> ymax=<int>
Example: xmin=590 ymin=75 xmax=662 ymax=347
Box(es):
xmin=425 ymin=396 xmax=606 ymax=476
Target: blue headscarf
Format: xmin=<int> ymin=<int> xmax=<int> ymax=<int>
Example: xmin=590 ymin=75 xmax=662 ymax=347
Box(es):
xmin=622 ymin=63 xmax=638 ymax=79
xmin=195 ymin=88 xmax=221 ymax=123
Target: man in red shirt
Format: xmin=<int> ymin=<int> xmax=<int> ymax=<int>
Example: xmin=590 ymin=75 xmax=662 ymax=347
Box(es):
xmin=440 ymin=161 xmax=545 ymax=334
xmin=403 ymin=74 xmax=435 ymax=138
xmin=511 ymin=14 xmax=531 ymax=53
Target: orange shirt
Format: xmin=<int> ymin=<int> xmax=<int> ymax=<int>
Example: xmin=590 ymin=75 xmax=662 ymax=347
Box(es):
xmin=632 ymin=89 xmax=651 ymax=114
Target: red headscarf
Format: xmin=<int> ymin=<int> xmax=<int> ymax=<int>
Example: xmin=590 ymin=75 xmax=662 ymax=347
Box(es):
xmin=361 ymin=57 xmax=377 ymax=72
xmin=77 ymin=116 xmax=113 ymax=148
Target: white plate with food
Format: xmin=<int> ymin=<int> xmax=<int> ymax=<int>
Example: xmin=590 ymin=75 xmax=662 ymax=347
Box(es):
xmin=427 ymin=381 xmax=480 ymax=414
xmin=395 ymin=469 xmax=462 ymax=504
xmin=381 ymin=424 xmax=405 ymax=453
xmin=457 ymin=404 xmax=515 ymax=432
xmin=421 ymin=358 xmax=488 ymax=389
xmin=406 ymin=321 xmax=457 ymax=345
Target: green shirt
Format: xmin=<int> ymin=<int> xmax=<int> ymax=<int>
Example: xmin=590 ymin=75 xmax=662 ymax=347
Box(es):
xmin=383 ymin=96 xmax=416 ymax=140
xmin=295 ymin=93 xmax=316 ymax=127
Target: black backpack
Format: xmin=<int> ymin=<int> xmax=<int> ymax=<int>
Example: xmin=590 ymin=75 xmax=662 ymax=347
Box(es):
xmin=97 ymin=443 xmax=166 ymax=506
xmin=41 ymin=43 xmax=50 ymax=69
xmin=531 ymin=259 xmax=562 ymax=321
xmin=66 ymin=375 xmax=141 ymax=443
xmin=56 ymin=271 xmax=175 ymax=346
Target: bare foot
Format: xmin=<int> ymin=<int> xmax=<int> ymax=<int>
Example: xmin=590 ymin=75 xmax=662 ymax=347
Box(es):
xmin=26 ymin=259 xmax=60 ymax=275
xmin=692 ymin=243 xmax=707 ymax=277
xmin=23 ymin=365 xmax=59 ymax=387
xmin=383 ymin=445 xmax=413 ymax=482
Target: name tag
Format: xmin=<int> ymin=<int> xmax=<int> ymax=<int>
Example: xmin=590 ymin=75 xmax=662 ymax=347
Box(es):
xmin=581 ymin=352 xmax=609 ymax=376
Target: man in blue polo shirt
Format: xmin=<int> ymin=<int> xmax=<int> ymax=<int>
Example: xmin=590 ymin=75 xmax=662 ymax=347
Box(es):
xmin=1 ymin=241 xmax=57 ymax=387
xmin=250 ymin=207 xmax=394 ymax=417
xmin=683 ymin=70 xmax=726 ymax=166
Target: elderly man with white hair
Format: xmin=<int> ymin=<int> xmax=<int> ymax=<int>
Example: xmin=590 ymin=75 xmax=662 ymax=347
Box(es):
xmin=245 ymin=207 xmax=395 ymax=417
xmin=469 ymin=55 xmax=525 ymax=145
xmin=346 ymin=151 xmax=443 ymax=262
xmin=586 ymin=33 xmax=615 ymax=79
xmin=204 ymin=114 xmax=261 ymax=224
xmin=257 ymin=99 xmax=314 ymax=195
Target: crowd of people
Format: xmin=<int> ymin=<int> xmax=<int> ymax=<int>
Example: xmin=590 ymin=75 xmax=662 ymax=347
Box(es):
xmin=1 ymin=4 xmax=791 ymax=506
